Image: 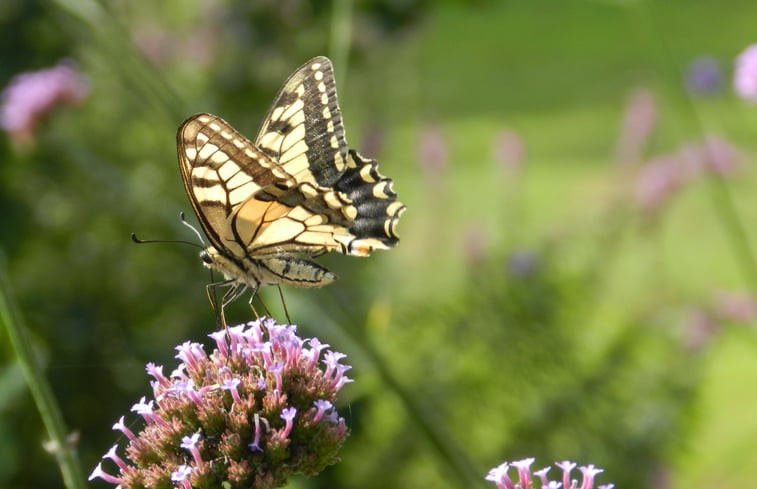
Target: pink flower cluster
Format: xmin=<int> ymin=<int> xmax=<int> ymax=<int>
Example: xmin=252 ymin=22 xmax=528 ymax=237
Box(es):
xmin=0 ymin=61 xmax=89 ymax=144
xmin=486 ymin=458 xmax=613 ymax=489
xmin=90 ymin=318 xmax=351 ymax=489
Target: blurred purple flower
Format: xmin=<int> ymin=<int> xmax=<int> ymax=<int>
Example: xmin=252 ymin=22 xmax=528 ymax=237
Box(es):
xmin=492 ymin=129 xmax=525 ymax=174
xmin=417 ymin=124 xmax=448 ymax=181
xmin=0 ymin=61 xmax=89 ymax=145
xmin=734 ymin=44 xmax=757 ymax=102
xmin=684 ymin=56 xmax=723 ymax=96
xmin=506 ymin=250 xmax=539 ymax=278
xmin=615 ymin=89 xmax=658 ymax=166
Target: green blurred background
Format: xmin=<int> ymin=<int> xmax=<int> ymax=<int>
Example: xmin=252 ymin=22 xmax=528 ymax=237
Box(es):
xmin=2 ymin=0 xmax=757 ymax=488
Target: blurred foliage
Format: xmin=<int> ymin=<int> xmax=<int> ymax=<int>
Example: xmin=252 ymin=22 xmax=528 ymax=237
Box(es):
xmin=1 ymin=1 xmax=757 ymax=489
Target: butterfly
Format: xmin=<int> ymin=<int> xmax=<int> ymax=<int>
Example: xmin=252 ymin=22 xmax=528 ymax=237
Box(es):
xmin=176 ymin=56 xmax=405 ymax=324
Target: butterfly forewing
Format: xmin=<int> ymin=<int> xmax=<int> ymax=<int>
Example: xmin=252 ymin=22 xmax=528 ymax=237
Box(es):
xmin=177 ymin=113 xmax=296 ymax=256
xmin=255 ymin=56 xmax=348 ymax=188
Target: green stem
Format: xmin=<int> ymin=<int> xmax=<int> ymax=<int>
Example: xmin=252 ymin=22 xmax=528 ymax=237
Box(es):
xmin=0 ymin=262 xmax=87 ymax=489
xmin=302 ymin=296 xmax=483 ymax=488
xmin=329 ymin=0 xmax=353 ymax=89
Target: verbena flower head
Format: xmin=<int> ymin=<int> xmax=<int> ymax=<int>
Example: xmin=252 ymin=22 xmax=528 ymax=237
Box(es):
xmin=0 ymin=60 xmax=89 ymax=145
xmin=734 ymin=44 xmax=757 ymax=103
xmin=90 ymin=318 xmax=352 ymax=489
xmin=486 ymin=458 xmax=613 ymax=489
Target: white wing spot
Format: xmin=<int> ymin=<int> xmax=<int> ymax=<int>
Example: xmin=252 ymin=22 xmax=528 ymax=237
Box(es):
xmin=280 ymin=99 xmax=305 ymax=124
xmin=227 ymin=171 xmax=252 ymax=189
xmin=271 ymin=106 xmax=285 ymax=121
xmin=317 ymin=81 xmax=326 ymax=93
xmin=196 ymin=184 xmax=227 ymax=204
xmin=218 ymin=161 xmax=241 ymax=180
xmin=281 ymin=124 xmax=306 ymax=151
xmin=333 ymin=152 xmax=345 ymax=172
xmin=314 ymin=71 xmax=323 ymax=81
xmin=359 ymin=165 xmax=376 ymax=183
xmin=322 ymin=107 xmax=331 ymax=119
xmin=280 ymin=140 xmax=308 ymax=164
xmin=184 ymin=147 xmax=197 ymax=160
xmin=311 ymin=62 xmax=322 ymax=70
xmin=386 ymin=201 xmax=405 ymax=216
xmin=329 ymin=135 xmax=339 ymax=149
xmin=198 ymin=143 xmax=220 ymax=160
xmin=210 ymin=150 xmax=229 ymax=166
xmin=258 ymin=132 xmax=283 ymax=153
xmin=229 ymin=184 xmax=258 ymax=206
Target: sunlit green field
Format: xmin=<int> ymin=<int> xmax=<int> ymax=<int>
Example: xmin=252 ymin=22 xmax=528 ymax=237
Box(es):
xmin=1 ymin=1 xmax=756 ymax=489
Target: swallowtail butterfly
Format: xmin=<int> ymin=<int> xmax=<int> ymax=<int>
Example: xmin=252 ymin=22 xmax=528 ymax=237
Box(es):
xmin=176 ymin=56 xmax=404 ymax=321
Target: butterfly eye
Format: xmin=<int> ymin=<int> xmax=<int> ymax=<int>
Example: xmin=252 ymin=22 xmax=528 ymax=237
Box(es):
xmin=200 ymin=250 xmax=213 ymax=264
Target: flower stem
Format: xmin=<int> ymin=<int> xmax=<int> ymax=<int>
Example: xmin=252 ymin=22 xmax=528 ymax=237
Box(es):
xmin=329 ymin=0 xmax=353 ymax=89
xmin=0 ymin=262 xmax=87 ymax=489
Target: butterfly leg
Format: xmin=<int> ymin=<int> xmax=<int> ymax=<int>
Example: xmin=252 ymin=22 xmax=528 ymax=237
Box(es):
xmin=247 ymin=287 xmax=272 ymax=320
xmin=220 ymin=282 xmax=248 ymax=327
xmin=206 ymin=279 xmax=233 ymax=329
xmin=276 ymin=285 xmax=292 ymax=324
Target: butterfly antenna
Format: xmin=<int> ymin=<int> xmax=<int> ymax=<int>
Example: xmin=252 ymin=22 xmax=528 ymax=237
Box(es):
xmin=130 ymin=233 xmax=204 ymax=249
xmin=180 ymin=211 xmax=206 ymax=246
xmin=276 ymin=285 xmax=292 ymax=324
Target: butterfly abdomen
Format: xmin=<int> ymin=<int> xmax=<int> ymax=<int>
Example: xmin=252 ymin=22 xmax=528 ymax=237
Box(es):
xmin=203 ymin=246 xmax=335 ymax=289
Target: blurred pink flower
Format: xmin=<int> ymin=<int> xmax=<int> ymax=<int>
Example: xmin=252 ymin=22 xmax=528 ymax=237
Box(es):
xmin=700 ymin=136 xmax=743 ymax=176
xmin=678 ymin=135 xmax=742 ymax=177
xmin=0 ymin=61 xmax=89 ymax=144
xmin=713 ymin=290 xmax=757 ymax=323
xmin=682 ymin=308 xmax=720 ymax=352
xmin=635 ymin=135 xmax=741 ymax=217
xmin=634 ymin=155 xmax=687 ymax=214
xmin=492 ymin=129 xmax=525 ymax=174
xmin=463 ymin=224 xmax=488 ymax=267
xmin=615 ymin=89 xmax=658 ymax=166
xmin=734 ymin=44 xmax=757 ymax=103
xmin=417 ymin=124 xmax=448 ymax=181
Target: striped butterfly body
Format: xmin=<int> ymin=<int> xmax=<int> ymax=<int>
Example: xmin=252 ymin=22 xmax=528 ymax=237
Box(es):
xmin=177 ymin=56 xmax=404 ymax=321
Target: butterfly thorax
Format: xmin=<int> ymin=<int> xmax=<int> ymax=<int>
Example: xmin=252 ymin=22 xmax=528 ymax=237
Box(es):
xmin=201 ymin=246 xmax=336 ymax=289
